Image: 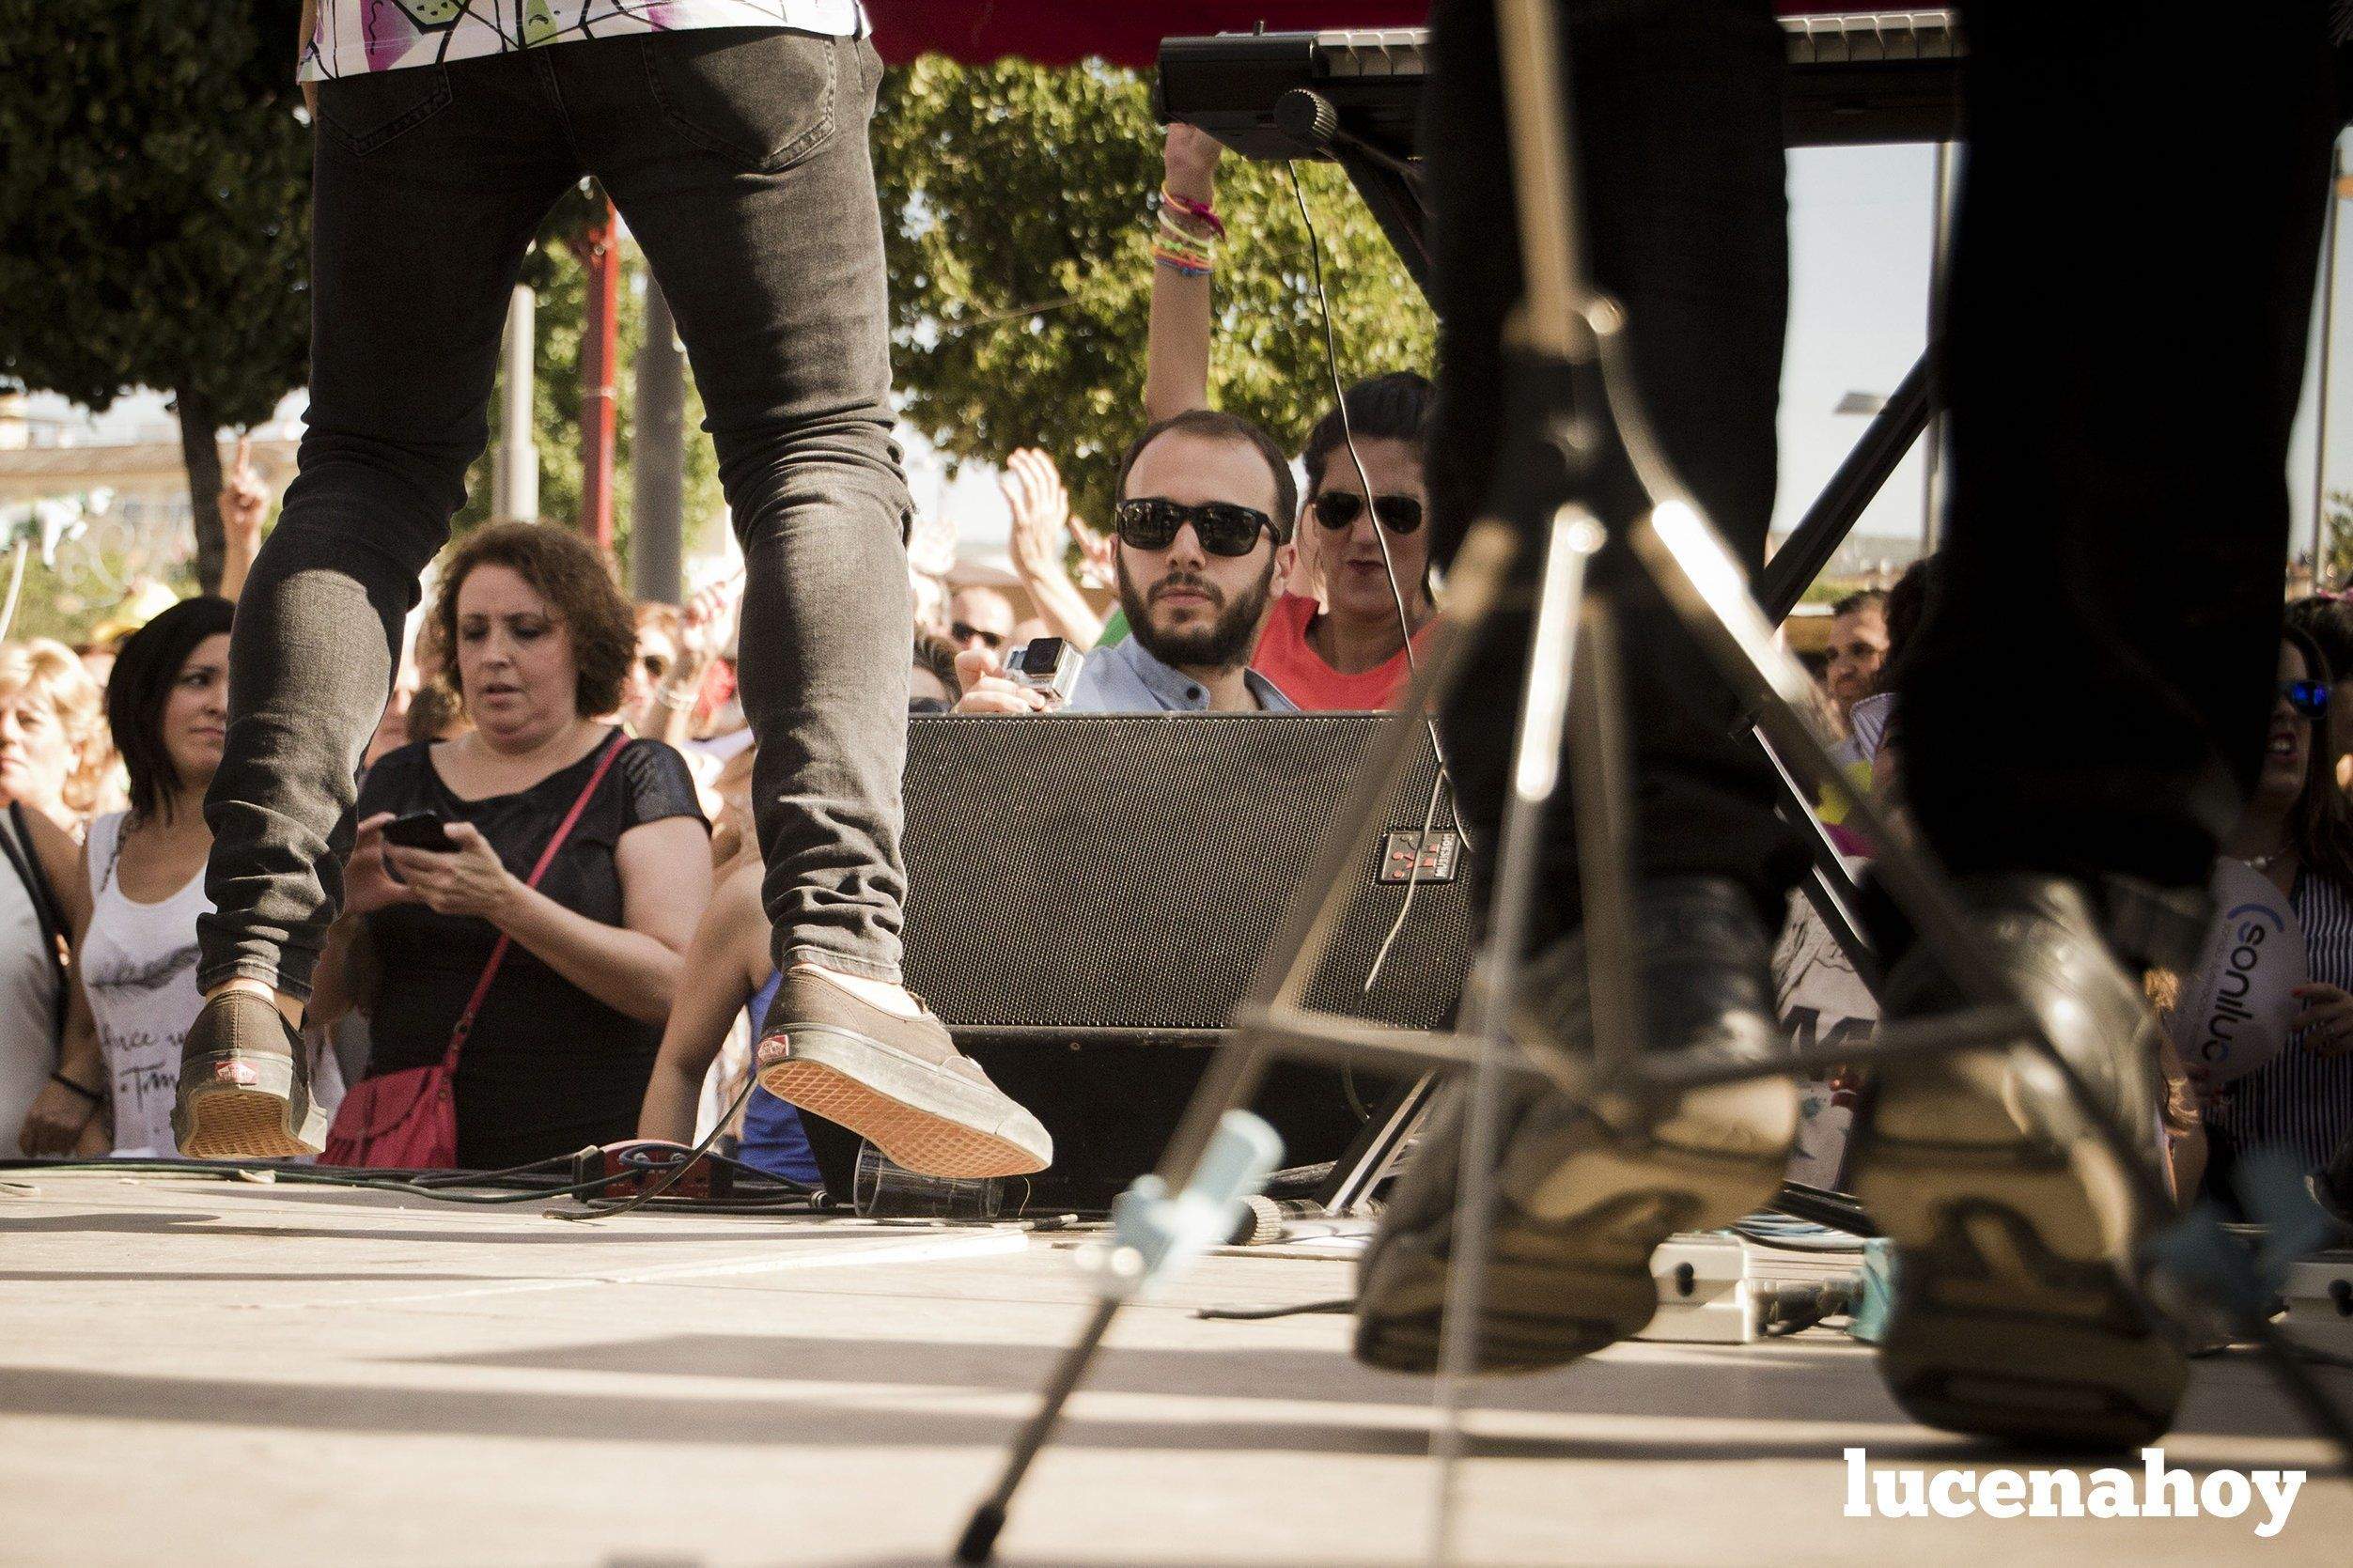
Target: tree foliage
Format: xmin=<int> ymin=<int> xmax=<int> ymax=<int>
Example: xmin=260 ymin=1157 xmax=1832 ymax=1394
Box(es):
xmin=0 ymin=0 xmax=313 ymax=591
xmin=871 ymin=57 xmax=1437 ymax=521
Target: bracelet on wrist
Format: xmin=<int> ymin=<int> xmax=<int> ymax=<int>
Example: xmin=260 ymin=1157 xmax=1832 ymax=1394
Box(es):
xmin=49 ymin=1070 xmax=102 ymax=1106
xmin=653 ymin=684 xmax=696 ymax=710
xmin=1161 ymin=185 xmax=1225 ymax=240
xmin=1152 ymin=248 xmax=1212 ymax=278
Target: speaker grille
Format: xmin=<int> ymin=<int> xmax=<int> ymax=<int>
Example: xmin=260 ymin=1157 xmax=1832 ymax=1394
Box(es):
xmin=900 ymin=712 xmax=1470 ymax=1041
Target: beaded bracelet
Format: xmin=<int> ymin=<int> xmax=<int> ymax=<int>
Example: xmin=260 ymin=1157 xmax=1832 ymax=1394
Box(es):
xmin=1161 ymin=186 xmax=1226 ymax=241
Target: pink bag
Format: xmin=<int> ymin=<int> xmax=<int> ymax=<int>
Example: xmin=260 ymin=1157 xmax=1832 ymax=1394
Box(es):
xmin=324 ymin=733 xmax=626 ymax=1169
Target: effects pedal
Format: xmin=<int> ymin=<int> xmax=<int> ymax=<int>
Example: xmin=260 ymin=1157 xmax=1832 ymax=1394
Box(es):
xmin=574 ymin=1139 xmax=733 ymax=1202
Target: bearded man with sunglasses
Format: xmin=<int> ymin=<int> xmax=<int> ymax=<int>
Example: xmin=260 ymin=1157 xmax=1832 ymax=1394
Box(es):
xmin=966 ymin=411 xmax=1302 ymax=717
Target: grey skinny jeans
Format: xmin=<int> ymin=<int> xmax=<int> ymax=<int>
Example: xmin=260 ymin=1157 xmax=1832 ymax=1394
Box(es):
xmin=198 ymin=28 xmax=914 ymax=999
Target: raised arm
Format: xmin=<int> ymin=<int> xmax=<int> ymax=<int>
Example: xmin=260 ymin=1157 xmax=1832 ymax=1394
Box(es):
xmin=1142 ymin=125 xmax=1225 ymax=426
xmin=1000 ymin=448 xmax=1103 ymax=648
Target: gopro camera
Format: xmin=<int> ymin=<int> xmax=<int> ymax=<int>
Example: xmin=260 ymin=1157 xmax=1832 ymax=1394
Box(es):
xmin=1003 ymin=636 xmax=1082 ymax=703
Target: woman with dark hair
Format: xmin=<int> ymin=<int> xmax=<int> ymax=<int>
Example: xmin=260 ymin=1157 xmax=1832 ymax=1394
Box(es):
xmin=2195 ymin=625 xmax=2353 ymax=1198
xmin=65 ymin=598 xmax=242 ymax=1155
xmin=308 ymin=522 xmax=710 ymax=1168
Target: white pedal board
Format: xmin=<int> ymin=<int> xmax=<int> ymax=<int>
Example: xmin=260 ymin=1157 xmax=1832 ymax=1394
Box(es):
xmin=1640 ymin=1230 xmax=1867 ymax=1344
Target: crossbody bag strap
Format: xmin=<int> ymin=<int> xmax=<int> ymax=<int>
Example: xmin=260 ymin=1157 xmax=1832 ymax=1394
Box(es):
xmin=0 ymin=802 xmax=67 ymax=1044
xmin=441 ymin=730 xmax=630 ymax=1072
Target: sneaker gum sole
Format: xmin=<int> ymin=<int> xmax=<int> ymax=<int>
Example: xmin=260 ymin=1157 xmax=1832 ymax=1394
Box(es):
xmin=756 ymin=1024 xmax=1049 ymax=1181
xmin=175 ymin=1083 xmax=323 ymax=1159
xmin=1357 ymin=1085 xmax=1798 ymax=1376
xmin=1850 ymin=1048 xmax=2185 ymax=1449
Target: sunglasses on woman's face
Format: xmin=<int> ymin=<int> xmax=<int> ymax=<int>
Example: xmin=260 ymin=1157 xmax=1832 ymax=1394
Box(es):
xmin=1113 ymin=497 xmax=1277 ymax=557
xmin=2283 ymin=678 xmax=2330 ymax=719
xmin=1312 ymin=490 xmax=1425 ymax=536
xmin=639 ymin=654 xmax=670 ymax=679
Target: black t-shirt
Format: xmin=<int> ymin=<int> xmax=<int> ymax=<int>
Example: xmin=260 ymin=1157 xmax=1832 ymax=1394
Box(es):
xmin=356 ymin=732 xmax=707 ymax=1168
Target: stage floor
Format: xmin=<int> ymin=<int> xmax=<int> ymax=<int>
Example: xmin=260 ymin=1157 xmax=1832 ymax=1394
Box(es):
xmin=0 ymin=1166 xmax=2345 ymax=1567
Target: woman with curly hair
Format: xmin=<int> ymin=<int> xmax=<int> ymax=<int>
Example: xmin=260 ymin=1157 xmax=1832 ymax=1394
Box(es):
xmin=308 ymin=523 xmax=710 ymax=1168
xmin=0 ymin=638 xmax=111 ymax=837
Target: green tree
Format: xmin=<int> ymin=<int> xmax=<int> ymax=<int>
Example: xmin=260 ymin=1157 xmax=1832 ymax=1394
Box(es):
xmin=0 ymin=0 xmax=312 ymax=593
xmin=2322 ymin=488 xmax=2353 ymax=592
xmin=872 ymin=57 xmax=1437 ymax=521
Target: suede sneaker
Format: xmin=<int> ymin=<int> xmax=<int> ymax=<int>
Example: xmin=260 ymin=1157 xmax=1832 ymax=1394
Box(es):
xmin=1355 ymin=877 xmax=1800 ymax=1374
xmin=172 ymin=988 xmax=331 ymax=1158
xmin=1847 ymin=873 xmax=2188 ymax=1449
xmin=756 ymin=970 xmax=1051 ymax=1180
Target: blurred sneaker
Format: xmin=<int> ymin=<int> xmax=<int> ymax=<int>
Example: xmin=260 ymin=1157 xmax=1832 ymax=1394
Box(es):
xmin=756 ymin=970 xmax=1051 ymax=1180
xmin=1848 ymin=874 xmax=2187 ymax=1449
xmin=172 ymin=988 xmax=330 ymax=1158
xmin=1355 ymin=877 xmax=1799 ymax=1374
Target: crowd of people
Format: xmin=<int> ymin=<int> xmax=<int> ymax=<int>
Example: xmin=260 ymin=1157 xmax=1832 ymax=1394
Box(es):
xmin=6 ymin=117 xmax=2350 ymax=1237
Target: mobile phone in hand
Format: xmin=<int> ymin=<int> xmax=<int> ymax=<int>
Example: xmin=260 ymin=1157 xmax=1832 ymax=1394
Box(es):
xmin=382 ymin=811 xmax=458 ymax=853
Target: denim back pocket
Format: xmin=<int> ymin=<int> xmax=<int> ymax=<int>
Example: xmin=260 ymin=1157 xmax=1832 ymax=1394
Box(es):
xmin=642 ymin=28 xmax=840 ymax=174
xmin=316 ymin=65 xmax=456 ymax=157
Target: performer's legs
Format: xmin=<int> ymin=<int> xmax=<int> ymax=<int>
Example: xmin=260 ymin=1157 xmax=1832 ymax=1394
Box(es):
xmin=1903 ymin=3 xmax=2336 ymax=889
xmin=181 ymin=57 xmax=578 ymax=1157
xmin=1847 ymin=3 xmax=2337 ymax=1448
xmin=573 ymin=31 xmax=1047 ymax=1178
xmin=1423 ymin=0 xmax=1800 ymax=946
xmin=1357 ymin=0 xmax=1799 ymax=1376
xmin=579 ymin=31 xmax=912 ymax=985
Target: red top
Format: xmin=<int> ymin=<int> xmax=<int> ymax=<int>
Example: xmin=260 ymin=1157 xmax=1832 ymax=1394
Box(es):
xmin=1252 ymin=592 xmax=1433 ymax=711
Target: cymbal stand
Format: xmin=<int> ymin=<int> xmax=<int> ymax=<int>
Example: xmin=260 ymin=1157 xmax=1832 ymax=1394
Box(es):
xmin=956 ymin=1 xmax=2353 ymax=1560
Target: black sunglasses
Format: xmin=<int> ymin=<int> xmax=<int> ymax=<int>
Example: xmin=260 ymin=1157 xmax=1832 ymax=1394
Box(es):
xmin=2283 ymin=678 xmax=2330 ymax=719
xmin=1312 ymin=490 xmax=1425 ymax=536
xmin=639 ymin=653 xmax=670 ymax=679
xmin=951 ymin=621 xmax=1005 ymax=650
xmin=1113 ymin=497 xmax=1278 ymax=558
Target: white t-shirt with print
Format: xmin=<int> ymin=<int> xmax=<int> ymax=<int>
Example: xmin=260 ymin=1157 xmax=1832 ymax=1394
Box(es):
xmin=304 ymin=0 xmax=864 ymax=83
xmin=82 ymin=813 xmax=210 ymax=1158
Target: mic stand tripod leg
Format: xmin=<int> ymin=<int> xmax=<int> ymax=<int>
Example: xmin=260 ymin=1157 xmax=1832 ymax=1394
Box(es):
xmin=1427 ymin=504 xmax=1612 ymax=1563
xmin=957 ymin=1294 xmax=1123 ymax=1565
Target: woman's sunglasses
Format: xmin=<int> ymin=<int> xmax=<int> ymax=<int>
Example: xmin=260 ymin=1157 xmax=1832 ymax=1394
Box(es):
xmin=2283 ymin=678 xmax=2330 ymax=719
xmin=1312 ymin=490 xmax=1425 ymax=536
xmin=1113 ymin=497 xmax=1278 ymax=557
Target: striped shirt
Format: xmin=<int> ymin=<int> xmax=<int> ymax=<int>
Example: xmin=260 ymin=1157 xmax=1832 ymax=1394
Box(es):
xmin=304 ymin=0 xmax=865 ymax=83
xmin=2206 ymin=867 xmax=2353 ymax=1174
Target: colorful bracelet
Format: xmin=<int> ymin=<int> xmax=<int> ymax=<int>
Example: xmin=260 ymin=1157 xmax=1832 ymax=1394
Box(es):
xmin=1161 ymin=186 xmax=1226 ymax=241
xmin=1151 ymin=247 xmax=1212 ymax=278
xmin=1153 ymin=212 xmax=1217 ymax=269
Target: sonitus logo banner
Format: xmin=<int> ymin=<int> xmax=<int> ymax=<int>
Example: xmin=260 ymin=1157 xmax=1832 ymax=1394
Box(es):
xmin=1841 ymin=1448 xmax=2306 ymax=1538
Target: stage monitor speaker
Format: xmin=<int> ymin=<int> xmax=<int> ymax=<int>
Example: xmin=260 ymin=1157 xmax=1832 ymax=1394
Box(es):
xmin=801 ymin=712 xmax=1474 ymax=1211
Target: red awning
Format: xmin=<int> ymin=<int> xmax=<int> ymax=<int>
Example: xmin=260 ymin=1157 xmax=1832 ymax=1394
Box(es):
xmin=867 ymin=3 xmax=1431 ymax=69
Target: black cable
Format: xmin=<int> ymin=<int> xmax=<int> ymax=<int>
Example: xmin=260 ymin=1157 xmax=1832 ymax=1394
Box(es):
xmin=549 ymin=1070 xmax=766 ymax=1220
xmin=1284 ymin=160 xmax=1464 ymax=998
xmin=3 ymin=1156 xmax=637 ymax=1205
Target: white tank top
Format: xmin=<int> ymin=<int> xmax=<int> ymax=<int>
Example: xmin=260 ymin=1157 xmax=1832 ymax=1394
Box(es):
xmin=82 ymin=812 xmax=210 ymax=1158
xmin=0 ymin=810 xmax=61 ymax=1151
